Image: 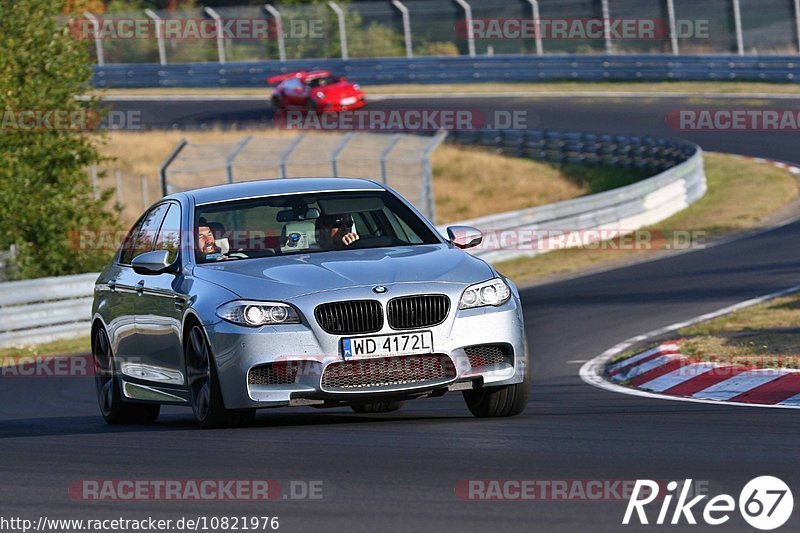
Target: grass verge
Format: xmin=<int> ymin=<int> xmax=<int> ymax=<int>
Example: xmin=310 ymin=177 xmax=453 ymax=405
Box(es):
xmin=1 ymin=336 xmax=90 ymax=359
xmin=671 ymin=293 xmax=800 ymax=369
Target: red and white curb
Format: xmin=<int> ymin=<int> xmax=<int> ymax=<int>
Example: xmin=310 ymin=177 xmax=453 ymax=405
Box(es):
xmin=580 ymin=284 xmax=800 ymax=409
xmin=735 ymin=154 xmax=800 ymax=175
xmin=608 ymin=343 xmax=800 ymax=406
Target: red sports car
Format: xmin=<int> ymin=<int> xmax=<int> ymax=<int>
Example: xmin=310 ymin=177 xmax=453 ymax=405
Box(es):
xmin=268 ymin=70 xmax=366 ymax=112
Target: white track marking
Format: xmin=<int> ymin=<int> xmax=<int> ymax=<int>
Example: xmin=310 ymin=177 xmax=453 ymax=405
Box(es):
xmin=691 ymin=371 xmax=785 ymax=401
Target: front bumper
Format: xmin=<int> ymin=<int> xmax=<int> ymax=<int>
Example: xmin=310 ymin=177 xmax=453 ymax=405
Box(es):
xmin=204 ymin=283 xmax=527 ymax=410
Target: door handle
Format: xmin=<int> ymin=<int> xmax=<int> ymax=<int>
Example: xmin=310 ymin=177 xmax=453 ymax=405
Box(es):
xmin=136 ymin=280 xmax=145 ymax=295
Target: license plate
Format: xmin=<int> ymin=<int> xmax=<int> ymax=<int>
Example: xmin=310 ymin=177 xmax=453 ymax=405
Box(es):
xmin=342 ymin=331 xmax=433 ymax=359
xmin=340 ymin=96 xmax=357 ymax=105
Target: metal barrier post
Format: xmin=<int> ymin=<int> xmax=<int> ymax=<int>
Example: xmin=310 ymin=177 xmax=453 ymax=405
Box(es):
xmin=601 ymin=0 xmax=613 ymax=54
xmin=280 ymin=134 xmax=306 ymax=179
xmin=421 ymin=131 xmax=448 ymax=224
xmin=330 ymin=133 xmax=355 ymax=177
xmin=666 ymin=0 xmax=679 ymax=55
xmin=328 ymin=1 xmax=349 ymax=60
xmin=144 ymin=9 xmax=167 ymax=65
xmin=732 ymin=0 xmax=744 ymax=55
xmin=794 ymin=0 xmax=800 ymax=55
xmin=391 ymin=0 xmax=413 ymax=58
xmin=84 ymin=12 xmax=105 ymax=66
xmin=159 ymin=139 xmax=188 ymax=196
xmin=141 ymin=175 xmax=150 ymax=208
xmin=454 ymin=0 xmax=476 ymax=57
xmin=525 ymin=0 xmax=543 ymax=56
xmin=264 ymin=4 xmax=286 ymax=62
xmin=379 ymin=135 xmax=403 ymax=184
xmin=203 ymin=7 xmax=227 ymax=64
xmin=226 ymin=136 xmax=252 ymax=184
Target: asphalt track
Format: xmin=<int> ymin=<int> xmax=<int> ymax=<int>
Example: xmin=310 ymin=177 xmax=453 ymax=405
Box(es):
xmin=2 ymin=95 xmax=800 ymax=532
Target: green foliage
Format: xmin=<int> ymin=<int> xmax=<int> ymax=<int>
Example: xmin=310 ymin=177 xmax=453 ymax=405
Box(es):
xmin=0 ymin=0 xmax=119 ymax=279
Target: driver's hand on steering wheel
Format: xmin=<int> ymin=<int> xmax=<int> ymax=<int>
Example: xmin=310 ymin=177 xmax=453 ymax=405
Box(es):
xmin=342 ymin=232 xmax=359 ymax=246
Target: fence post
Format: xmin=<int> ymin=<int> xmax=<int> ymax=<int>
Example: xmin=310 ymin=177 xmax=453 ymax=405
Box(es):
xmin=159 ymin=139 xmax=188 ymax=196
xmin=144 ymin=9 xmax=167 ymax=65
xmin=391 ymin=0 xmax=413 ymax=58
xmin=794 ymin=0 xmax=800 ymax=55
xmin=280 ymin=134 xmax=306 ymax=179
xmin=526 ymin=0 xmax=543 ymax=56
xmin=601 ymin=0 xmax=613 ymax=54
xmin=666 ymin=0 xmax=679 ymax=55
xmin=264 ymin=4 xmax=286 ymax=62
xmin=327 ymin=1 xmax=349 ymax=60
xmin=90 ymin=164 xmax=99 ymax=200
xmin=84 ymin=12 xmax=105 ymax=66
xmin=203 ymin=7 xmax=227 ymax=64
xmin=454 ymin=0 xmax=476 ymax=57
xmin=379 ymin=134 xmax=403 ymax=184
xmin=226 ymin=136 xmax=253 ymax=184
xmin=141 ymin=176 xmax=150 ymax=209
xmin=732 ymin=0 xmax=744 ymax=55
xmin=421 ymin=131 xmax=448 ymax=224
xmin=330 ymin=132 xmax=355 ymax=177
xmin=114 ymin=170 xmax=123 ymax=206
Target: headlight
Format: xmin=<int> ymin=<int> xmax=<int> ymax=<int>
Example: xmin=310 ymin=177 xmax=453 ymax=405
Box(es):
xmin=459 ymin=279 xmax=511 ymax=310
xmin=216 ymin=301 xmax=300 ymax=327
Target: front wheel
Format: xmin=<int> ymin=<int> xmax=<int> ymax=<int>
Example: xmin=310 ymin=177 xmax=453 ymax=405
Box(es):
xmin=92 ymin=327 xmax=160 ymax=424
xmin=463 ymin=350 xmax=530 ymax=418
xmin=185 ymin=324 xmax=255 ymax=429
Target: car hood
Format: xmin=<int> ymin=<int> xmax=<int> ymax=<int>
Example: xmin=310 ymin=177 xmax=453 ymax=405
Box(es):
xmin=318 ymin=82 xmax=362 ymax=99
xmin=192 ymin=244 xmax=494 ymax=301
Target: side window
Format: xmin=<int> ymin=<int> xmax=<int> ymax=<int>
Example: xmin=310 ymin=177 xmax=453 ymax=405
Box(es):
xmin=154 ymin=203 xmax=181 ymax=264
xmin=119 ymin=218 xmax=145 ymax=265
xmin=122 ymin=203 xmax=170 ymax=265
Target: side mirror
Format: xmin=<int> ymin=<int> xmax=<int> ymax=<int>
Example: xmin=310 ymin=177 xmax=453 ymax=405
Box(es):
xmin=132 ymin=250 xmax=173 ymax=275
xmin=447 ymin=225 xmax=483 ymax=250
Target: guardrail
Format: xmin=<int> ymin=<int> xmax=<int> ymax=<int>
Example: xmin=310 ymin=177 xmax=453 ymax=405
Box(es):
xmin=439 ymin=131 xmax=704 ymax=263
xmin=0 ymin=128 xmax=703 ymax=349
xmin=0 ymin=273 xmax=97 ymax=349
xmin=92 ymin=55 xmax=800 ymax=88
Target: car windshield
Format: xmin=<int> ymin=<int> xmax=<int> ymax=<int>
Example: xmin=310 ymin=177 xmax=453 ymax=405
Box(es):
xmin=194 ymin=190 xmax=440 ymax=264
xmin=306 ymin=75 xmax=339 ymax=88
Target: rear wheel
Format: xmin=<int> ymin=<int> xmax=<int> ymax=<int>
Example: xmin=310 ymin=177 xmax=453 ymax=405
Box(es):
xmin=185 ymin=324 xmax=255 ymax=429
xmin=463 ymin=348 xmax=530 ymax=418
xmin=351 ymin=401 xmax=404 ymax=414
xmin=92 ymin=327 xmax=160 ymax=424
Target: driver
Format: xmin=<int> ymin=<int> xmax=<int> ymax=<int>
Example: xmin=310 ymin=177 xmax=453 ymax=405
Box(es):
xmin=316 ymin=214 xmax=359 ymax=250
xmin=197 ymin=223 xmax=228 ymax=261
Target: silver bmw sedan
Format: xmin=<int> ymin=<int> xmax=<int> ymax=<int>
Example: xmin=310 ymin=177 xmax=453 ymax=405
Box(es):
xmin=91 ymin=178 xmax=529 ymax=428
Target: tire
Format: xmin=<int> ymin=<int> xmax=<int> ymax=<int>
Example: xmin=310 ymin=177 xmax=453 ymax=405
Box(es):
xmin=185 ymin=323 xmax=255 ymax=429
xmin=270 ymin=94 xmax=282 ymax=109
xmin=351 ymin=401 xmax=404 ymax=414
xmin=92 ymin=327 xmax=160 ymax=424
xmin=462 ymin=347 xmax=530 ymax=418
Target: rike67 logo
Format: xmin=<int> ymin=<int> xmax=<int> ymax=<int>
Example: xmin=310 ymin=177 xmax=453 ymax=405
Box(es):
xmin=624 ymin=477 xmax=793 ymax=530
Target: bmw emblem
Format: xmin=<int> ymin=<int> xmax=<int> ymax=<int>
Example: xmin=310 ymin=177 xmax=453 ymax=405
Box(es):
xmin=373 ymin=286 xmax=387 ymax=294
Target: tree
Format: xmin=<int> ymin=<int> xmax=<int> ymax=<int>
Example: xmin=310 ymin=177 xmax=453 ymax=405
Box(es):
xmin=0 ymin=0 xmax=118 ymax=279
